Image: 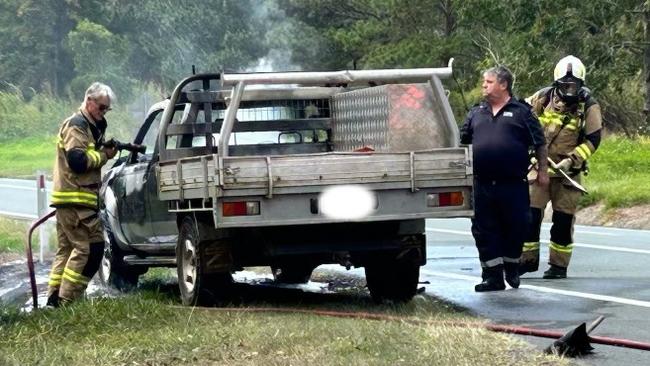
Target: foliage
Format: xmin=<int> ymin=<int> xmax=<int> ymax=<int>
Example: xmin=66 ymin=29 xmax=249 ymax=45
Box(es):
xmin=0 ymin=0 xmax=269 ymax=98
xmin=278 ymin=0 xmax=648 ymax=133
xmin=0 ymin=90 xmax=72 ymax=142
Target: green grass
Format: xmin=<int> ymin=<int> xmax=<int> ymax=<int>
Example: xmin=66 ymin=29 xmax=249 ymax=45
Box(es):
xmin=0 ymin=277 xmax=569 ymax=366
xmin=0 ymin=136 xmax=55 ymax=178
xmin=580 ymin=135 xmax=650 ymax=208
xmin=0 ymin=216 xmax=56 ymax=255
xmin=0 ymin=217 xmax=29 ymax=254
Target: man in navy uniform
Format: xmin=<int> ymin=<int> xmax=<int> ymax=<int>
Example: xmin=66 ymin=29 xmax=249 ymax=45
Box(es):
xmin=460 ymin=66 xmax=549 ymax=291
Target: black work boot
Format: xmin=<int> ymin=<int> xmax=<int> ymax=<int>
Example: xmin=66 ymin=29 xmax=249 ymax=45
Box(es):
xmin=543 ymin=264 xmax=567 ymax=279
xmin=45 ymin=291 xmax=60 ymax=309
xmin=475 ymin=266 xmax=506 ymax=292
xmin=518 ymin=261 xmax=539 ymax=276
xmin=504 ymin=263 xmax=520 ymax=289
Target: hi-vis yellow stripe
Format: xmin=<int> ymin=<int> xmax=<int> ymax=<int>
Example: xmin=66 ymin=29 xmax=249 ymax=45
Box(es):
xmin=86 ymin=147 xmax=102 ymax=167
xmin=63 ymin=268 xmax=90 ymax=285
xmin=51 ymin=191 xmax=98 ymax=207
xmin=48 ymin=273 xmax=62 ymax=287
xmin=539 ymin=111 xmax=578 ymax=131
xmin=549 ymin=241 xmax=574 ymax=254
xmin=575 ymin=143 xmax=592 ymax=160
xmin=523 ymin=242 xmax=540 ymax=252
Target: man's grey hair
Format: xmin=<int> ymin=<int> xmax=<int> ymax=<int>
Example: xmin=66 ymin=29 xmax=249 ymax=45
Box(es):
xmin=85 ymin=82 xmax=116 ymax=103
xmin=484 ymin=65 xmax=514 ymax=96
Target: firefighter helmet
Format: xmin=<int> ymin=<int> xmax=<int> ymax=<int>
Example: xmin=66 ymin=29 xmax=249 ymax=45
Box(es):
xmin=554 ymin=55 xmax=586 ymax=82
xmin=553 ymin=55 xmax=586 ymax=102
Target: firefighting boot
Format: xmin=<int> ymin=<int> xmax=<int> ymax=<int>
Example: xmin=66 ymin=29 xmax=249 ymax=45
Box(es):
xmin=475 ymin=266 xmax=506 ymax=292
xmin=543 ymin=264 xmax=567 ymax=279
xmin=518 ymin=259 xmax=539 ymax=276
xmin=45 ymin=291 xmax=60 ymax=309
xmin=504 ymin=263 xmax=520 ymax=289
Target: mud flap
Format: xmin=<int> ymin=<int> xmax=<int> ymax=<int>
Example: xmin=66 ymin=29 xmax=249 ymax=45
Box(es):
xmin=396 ymin=234 xmax=427 ymax=266
xmin=201 ymin=241 xmax=233 ymax=274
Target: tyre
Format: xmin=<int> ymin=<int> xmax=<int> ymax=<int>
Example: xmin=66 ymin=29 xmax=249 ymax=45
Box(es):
xmin=365 ymin=257 xmax=420 ymax=303
xmin=272 ymin=263 xmax=317 ymax=284
xmin=98 ymin=229 xmax=142 ymax=292
xmin=176 ymin=216 xmax=232 ymax=306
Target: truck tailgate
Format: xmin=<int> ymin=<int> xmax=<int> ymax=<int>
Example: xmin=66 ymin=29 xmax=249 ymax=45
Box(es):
xmin=158 ymin=147 xmax=472 ymax=199
xmin=157 ymin=147 xmax=473 ymax=227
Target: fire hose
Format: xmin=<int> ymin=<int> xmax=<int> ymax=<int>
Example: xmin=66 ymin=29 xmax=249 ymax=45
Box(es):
xmin=170 ymin=308 xmax=650 ymax=353
xmin=25 ymin=209 xmax=56 ymax=309
xmin=24 ymin=213 xmax=650 ymax=352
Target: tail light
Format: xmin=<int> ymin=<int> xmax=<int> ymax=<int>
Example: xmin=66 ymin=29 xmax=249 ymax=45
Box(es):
xmin=427 ymin=192 xmax=464 ymax=207
xmin=222 ymin=201 xmax=260 ymax=216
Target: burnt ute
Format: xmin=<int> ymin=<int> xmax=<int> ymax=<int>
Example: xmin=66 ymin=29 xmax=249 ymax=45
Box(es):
xmin=98 ymin=61 xmax=473 ymax=304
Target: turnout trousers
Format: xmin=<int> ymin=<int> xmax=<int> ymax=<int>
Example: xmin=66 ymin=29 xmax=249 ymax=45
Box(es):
xmin=471 ymin=178 xmax=530 ymax=270
xmin=522 ymin=176 xmax=581 ymax=270
xmin=47 ymin=207 xmax=105 ymax=303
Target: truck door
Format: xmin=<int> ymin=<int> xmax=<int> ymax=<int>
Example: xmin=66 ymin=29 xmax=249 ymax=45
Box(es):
xmin=114 ymin=102 xmax=173 ymax=245
xmin=138 ymin=105 xmax=177 ymax=244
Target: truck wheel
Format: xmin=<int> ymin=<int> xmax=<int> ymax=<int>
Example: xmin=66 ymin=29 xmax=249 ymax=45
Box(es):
xmin=177 ymin=216 xmax=232 ymax=306
xmin=365 ymin=259 xmax=420 ymax=303
xmin=272 ymin=264 xmax=316 ymax=284
xmin=98 ymin=230 xmax=141 ymax=292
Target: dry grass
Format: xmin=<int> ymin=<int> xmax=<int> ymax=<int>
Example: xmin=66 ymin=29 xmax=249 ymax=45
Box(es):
xmin=0 ymin=270 xmax=572 ymax=366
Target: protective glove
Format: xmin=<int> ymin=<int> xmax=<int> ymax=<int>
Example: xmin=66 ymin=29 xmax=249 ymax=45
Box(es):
xmin=556 ymin=157 xmax=573 ymax=172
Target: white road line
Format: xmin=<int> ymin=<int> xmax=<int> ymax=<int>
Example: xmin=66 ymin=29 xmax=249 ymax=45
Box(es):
xmin=425 ymin=228 xmax=650 ymax=254
xmin=0 ymin=259 xmax=26 ymax=268
xmin=575 ymin=231 xmax=614 ymax=236
xmin=0 ymin=184 xmax=37 ymax=191
xmin=0 ymin=282 xmax=23 ymax=298
xmin=549 ymin=242 xmax=650 ymax=255
xmin=426 ymin=228 xmax=471 ymax=236
xmin=573 ymin=230 xmax=615 ymax=236
xmin=421 ymin=269 xmax=650 ymax=309
xmin=541 ymin=224 xmax=615 ymax=236
xmin=0 ymin=211 xmax=37 ymax=220
xmin=574 ymin=224 xmax=650 ymax=235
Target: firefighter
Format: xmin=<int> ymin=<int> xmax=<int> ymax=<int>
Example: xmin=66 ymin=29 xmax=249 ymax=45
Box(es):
xmin=461 ymin=66 xmax=548 ymax=292
xmin=46 ymin=82 xmax=117 ymax=307
xmin=520 ymin=55 xmax=603 ymax=279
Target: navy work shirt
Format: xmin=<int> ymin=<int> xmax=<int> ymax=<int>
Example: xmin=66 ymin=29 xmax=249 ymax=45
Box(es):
xmin=460 ymin=98 xmax=545 ymax=181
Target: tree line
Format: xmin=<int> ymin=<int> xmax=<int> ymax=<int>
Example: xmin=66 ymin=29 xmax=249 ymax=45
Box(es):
xmin=0 ymin=0 xmax=647 ymax=135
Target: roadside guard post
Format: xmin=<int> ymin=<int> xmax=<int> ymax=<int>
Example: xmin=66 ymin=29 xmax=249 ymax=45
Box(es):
xmin=36 ymin=170 xmax=49 ymax=263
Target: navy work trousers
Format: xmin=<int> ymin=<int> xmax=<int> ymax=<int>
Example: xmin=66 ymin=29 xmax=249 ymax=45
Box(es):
xmin=471 ymin=178 xmax=530 ymax=268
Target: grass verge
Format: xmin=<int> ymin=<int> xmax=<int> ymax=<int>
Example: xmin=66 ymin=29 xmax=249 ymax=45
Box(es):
xmin=0 ymin=217 xmax=29 ymax=254
xmin=0 ymin=136 xmax=55 ymax=178
xmin=580 ymin=135 xmax=650 ymax=208
xmin=0 ymin=271 xmax=570 ymax=366
xmin=0 ymin=217 xmax=56 ymax=262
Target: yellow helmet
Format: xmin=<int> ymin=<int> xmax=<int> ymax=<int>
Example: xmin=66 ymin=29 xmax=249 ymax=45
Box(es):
xmin=554 ymin=55 xmax=586 ymax=83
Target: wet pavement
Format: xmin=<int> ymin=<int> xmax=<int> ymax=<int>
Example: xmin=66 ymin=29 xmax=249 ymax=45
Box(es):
xmin=422 ymin=218 xmax=650 ymax=366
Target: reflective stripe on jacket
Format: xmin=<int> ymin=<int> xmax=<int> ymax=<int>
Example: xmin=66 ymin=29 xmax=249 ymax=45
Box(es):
xmin=51 ymin=110 xmax=107 ymax=209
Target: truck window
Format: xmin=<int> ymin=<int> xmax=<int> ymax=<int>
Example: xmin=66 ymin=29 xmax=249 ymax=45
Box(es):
xmin=142 ymin=111 xmax=162 ymax=155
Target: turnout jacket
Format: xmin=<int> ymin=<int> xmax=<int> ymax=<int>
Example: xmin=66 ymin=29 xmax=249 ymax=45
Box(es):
xmin=526 ymin=88 xmax=602 ymax=173
xmin=51 ymin=109 xmax=108 ymax=210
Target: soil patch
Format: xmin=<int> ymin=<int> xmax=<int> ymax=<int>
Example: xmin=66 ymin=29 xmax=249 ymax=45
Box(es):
xmin=575 ymin=203 xmax=650 ymax=229
xmin=0 ymin=252 xmax=22 ymax=263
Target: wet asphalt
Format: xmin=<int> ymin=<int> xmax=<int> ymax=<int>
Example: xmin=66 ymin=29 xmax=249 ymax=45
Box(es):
xmin=422 ymin=218 xmax=650 ymax=366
